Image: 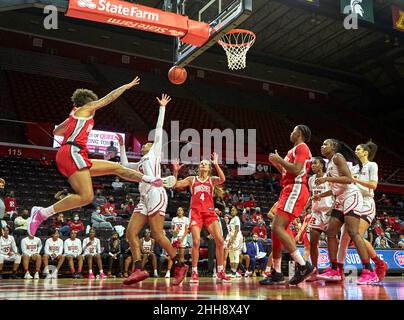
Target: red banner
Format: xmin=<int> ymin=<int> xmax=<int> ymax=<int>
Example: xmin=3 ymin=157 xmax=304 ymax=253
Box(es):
xmin=392 ymin=5 xmax=404 ymax=32
xmin=66 ymin=0 xmax=210 ymax=46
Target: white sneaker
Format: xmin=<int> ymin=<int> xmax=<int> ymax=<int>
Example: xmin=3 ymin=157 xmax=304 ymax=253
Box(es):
xmin=212 ymin=272 xmax=217 ymax=278
xmin=153 ymin=271 xmax=159 ymax=278
xmin=51 ymin=271 xmax=58 ymax=279
xmin=24 ymin=272 xmax=33 ymax=279
xmin=165 ymin=271 xmax=170 ymax=278
xmin=235 ymin=272 xmax=242 ymax=278
xmin=34 ymin=272 xmax=40 ymax=280
xmin=244 ymin=271 xmax=252 ymax=277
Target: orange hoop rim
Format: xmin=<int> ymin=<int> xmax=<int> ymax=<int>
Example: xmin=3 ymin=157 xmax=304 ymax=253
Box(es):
xmin=218 ymin=29 xmax=256 ymax=48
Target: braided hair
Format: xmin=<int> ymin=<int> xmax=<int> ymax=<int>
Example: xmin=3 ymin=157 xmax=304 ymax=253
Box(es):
xmin=329 ymin=139 xmax=362 ymax=170
xmin=296 ymin=125 xmax=311 ymax=142
xmin=360 ymin=140 xmax=378 ymax=161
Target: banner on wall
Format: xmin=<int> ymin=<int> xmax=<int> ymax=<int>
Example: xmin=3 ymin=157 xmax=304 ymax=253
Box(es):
xmin=392 ymin=5 xmax=404 ymax=32
xmin=340 ymin=0 xmax=374 ymax=23
xmin=53 ymin=129 xmax=125 ymax=156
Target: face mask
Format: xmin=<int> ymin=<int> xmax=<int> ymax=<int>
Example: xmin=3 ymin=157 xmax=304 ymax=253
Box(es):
xmin=253 ymin=239 xmax=258 ymax=242
xmin=74 ymin=217 xmax=79 ymax=221
xmin=96 ymin=209 xmax=101 ymax=214
xmin=109 ymin=199 xmax=114 ymax=202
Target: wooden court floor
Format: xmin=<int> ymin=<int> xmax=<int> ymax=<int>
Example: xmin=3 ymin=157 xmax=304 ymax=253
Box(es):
xmin=0 ymin=276 xmax=402 ymax=300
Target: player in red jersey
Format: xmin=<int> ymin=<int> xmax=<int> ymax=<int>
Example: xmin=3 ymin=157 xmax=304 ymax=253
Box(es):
xmin=172 ymin=153 xmax=231 ymax=283
xmin=260 ymin=125 xmax=314 ymax=286
xmin=27 ymin=76 xmax=163 ymax=236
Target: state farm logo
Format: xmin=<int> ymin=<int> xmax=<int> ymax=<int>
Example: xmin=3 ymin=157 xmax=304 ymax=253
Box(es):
xmin=318 ymin=248 xmax=330 ymax=269
xmin=393 ymin=251 xmax=404 ymax=269
xmin=77 ymin=0 xmax=96 ymax=9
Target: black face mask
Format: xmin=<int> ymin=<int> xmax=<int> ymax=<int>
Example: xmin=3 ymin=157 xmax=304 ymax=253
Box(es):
xmin=253 ymin=239 xmax=258 ymax=243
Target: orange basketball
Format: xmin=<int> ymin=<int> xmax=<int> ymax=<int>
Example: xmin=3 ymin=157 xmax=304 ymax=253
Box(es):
xmin=168 ymin=66 xmax=187 ymax=85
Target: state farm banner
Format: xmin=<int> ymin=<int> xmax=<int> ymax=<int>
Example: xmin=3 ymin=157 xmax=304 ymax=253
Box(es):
xmin=392 ymin=5 xmax=404 ymax=32
xmin=53 ymin=128 xmax=125 ymax=156
xmin=66 ymin=0 xmax=210 ymax=46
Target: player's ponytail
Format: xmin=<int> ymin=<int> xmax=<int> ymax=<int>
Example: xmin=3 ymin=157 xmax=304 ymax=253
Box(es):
xmin=332 ymin=139 xmax=362 ymax=170
xmin=360 ymin=140 xmax=378 ymax=161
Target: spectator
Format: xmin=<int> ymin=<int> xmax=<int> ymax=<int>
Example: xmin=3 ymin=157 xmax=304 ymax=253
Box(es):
xmin=51 ymin=213 xmax=70 ymax=236
xmin=398 ymin=235 xmax=404 ymax=248
xmin=246 ymin=233 xmax=270 ymax=277
xmin=67 ymin=213 xmax=85 ymax=236
xmin=105 ymin=140 xmax=118 ymax=160
xmin=241 ymin=207 xmax=251 ymax=225
xmin=102 ymin=196 xmax=117 ymax=220
xmin=105 ymin=231 xmax=122 ymax=278
xmin=120 ymin=237 xmax=132 ymax=278
xmin=92 ymin=190 xmax=107 ymax=208
xmin=43 ymin=229 xmax=65 ymax=279
xmin=13 ymin=208 xmax=30 ymax=237
xmin=319 ymin=233 xmax=327 ymax=247
xmin=64 ymin=230 xmax=83 ymax=278
xmin=162 ymin=165 xmax=171 ymax=176
xmin=4 ymin=190 xmax=17 ymax=219
xmin=91 ymin=206 xmax=114 ymax=230
xmin=39 ymin=154 xmax=52 ymax=167
xmin=82 ymin=228 xmax=106 ymax=279
xmin=140 ymin=229 xmax=158 ymax=277
xmin=54 ymin=188 xmax=69 ymax=201
xmin=21 ymin=234 xmax=42 ymax=279
xmin=251 ymin=207 xmax=263 ymax=224
xmin=111 ymin=177 xmax=123 ymax=191
xmin=243 ymin=195 xmax=256 ymax=209
xmin=252 ymin=219 xmax=268 ymax=240
xmin=378 ymin=238 xmax=389 ymax=249
xmin=378 ymin=194 xmax=392 ymax=206
xmin=374 ymin=232 xmax=390 ymax=248
xmin=0 ymin=226 xmax=20 ymax=279
xmin=373 ymin=220 xmax=383 ymax=237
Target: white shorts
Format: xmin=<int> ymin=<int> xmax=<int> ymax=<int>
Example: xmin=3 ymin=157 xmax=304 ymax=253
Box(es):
xmin=64 ymin=254 xmax=81 ymax=259
xmin=310 ymin=211 xmax=330 ymax=232
xmin=134 ymin=187 xmax=168 ymax=217
xmin=334 ymin=190 xmax=363 ymax=216
xmin=0 ymin=253 xmax=21 ymax=264
xmin=228 ymin=249 xmax=240 ymax=264
xmin=172 ymin=236 xmax=187 ymax=248
xmin=83 ymin=253 xmax=99 ymax=258
xmin=358 ymin=196 xmax=375 ymax=225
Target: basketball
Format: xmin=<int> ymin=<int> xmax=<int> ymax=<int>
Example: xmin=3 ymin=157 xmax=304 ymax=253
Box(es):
xmin=168 ymin=66 xmax=187 ymax=85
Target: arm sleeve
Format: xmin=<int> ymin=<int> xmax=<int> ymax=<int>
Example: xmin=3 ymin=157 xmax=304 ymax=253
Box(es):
xmin=294 ymin=144 xmax=310 ymax=164
xmin=369 ymin=163 xmax=379 ymax=182
xmin=21 ymin=238 xmax=28 ymax=255
xmin=119 ymin=145 xmax=140 ymax=170
xmin=44 ymin=239 xmax=51 ymax=256
xmin=150 ymin=106 xmax=166 ymax=157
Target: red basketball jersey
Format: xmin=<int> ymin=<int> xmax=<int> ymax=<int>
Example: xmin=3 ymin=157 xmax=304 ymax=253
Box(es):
xmin=61 ymin=107 xmax=94 ymax=149
xmin=190 ymin=177 xmax=215 ymax=212
xmin=281 ymin=143 xmax=312 ymax=187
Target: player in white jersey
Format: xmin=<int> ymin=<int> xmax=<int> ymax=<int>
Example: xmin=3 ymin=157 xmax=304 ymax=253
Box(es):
xmin=64 ymin=230 xmax=83 ymax=278
xmin=165 ymin=207 xmax=189 ymax=278
xmin=0 ymin=226 xmax=20 ymax=278
xmin=306 ymin=157 xmax=334 ymax=282
xmin=337 ymin=141 xmax=388 ymax=281
xmin=314 ymin=139 xmax=378 ymax=285
xmin=119 ymin=94 xmax=188 ymax=286
xmin=43 ymin=229 xmax=65 ymax=279
xmin=225 ymin=206 xmax=243 ymax=278
xmin=21 ymin=234 xmax=42 ymax=279
xmin=83 ymin=228 xmax=106 ymax=279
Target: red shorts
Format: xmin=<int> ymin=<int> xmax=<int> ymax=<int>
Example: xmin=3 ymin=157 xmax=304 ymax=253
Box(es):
xmin=189 ymin=209 xmax=218 ymax=230
xmin=56 ymin=144 xmax=92 ymax=178
xmin=277 ymin=184 xmax=309 ymax=218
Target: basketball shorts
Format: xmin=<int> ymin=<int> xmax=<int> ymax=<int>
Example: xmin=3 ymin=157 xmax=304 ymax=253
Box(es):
xmin=310 ymin=211 xmax=330 ymax=232
xmin=134 ymin=187 xmax=168 ymax=216
xmin=189 ymin=209 xmax=218 ymax=230
xmin=0 ymin=253 xmax=21 ymax=264
xmin=172 ymin=235 xmax=187 ymax=248
xmin=228 ymin=249 xmax=241 ymax=264
xmin=64 ymin=254 xmax=80 ymax=259
xmin=56 ymin=144 xmax=92 ymax=178
xmin=359 ymin=196 xmax=376 ymax=225
xmin=334 ymin=190 xmax=363 ymax=217
xmin=277 ymin=184 xmax=309 ymax=218
xmin=83 ymin=252 xmax=99 ymax=258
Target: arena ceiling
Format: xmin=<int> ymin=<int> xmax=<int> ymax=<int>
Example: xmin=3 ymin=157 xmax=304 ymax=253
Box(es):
xmin=1 ymin=0 xmax=404 ymax=101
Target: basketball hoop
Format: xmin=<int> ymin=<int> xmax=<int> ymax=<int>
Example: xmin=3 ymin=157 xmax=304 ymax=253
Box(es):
xmin=218 ymin=29 xmax=256 ymax=70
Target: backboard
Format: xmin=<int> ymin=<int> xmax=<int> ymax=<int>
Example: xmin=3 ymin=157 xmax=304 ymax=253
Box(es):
xmin=172 ymin=0 xmax=252 ymax=67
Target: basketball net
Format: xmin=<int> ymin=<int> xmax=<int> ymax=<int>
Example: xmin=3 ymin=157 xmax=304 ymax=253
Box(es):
xmin=218 ymin=29 xmax=256 ymax=70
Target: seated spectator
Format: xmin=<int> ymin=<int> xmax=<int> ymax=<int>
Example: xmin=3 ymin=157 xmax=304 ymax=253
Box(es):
xmin=105 ymin=140 xmax=118 ymax=160
xmin=120 ymin=237 xmax=132 ymax=278
xmin=91 ymin=206 xmax=113 ymax=230
xmin=140 ymin=229 xmax=158 ymax=277
xmin=21 ymin=235 xmax=42 ymax=279
xmin=92 ymin=190 xmax=107 ymax=208
xmin=378 ymin=194 xmax=392 ymax=206
xmin=374 ymin=232 xmax=391 ymax=248
xmin=82 ymin=228 xmax=106 ymax=279
xmin=54 ymin=188 xmax=70 ymax=201
xmin=43 ymin=229 xmax=65 ymax=279
xmin=243 ymin=195 xmax=256 ymax=209
xmin=0 ymin=226 xmax=21 ymax=279
xmin=13 ymin=208 xmax=30 ymax=237
xmin=378 ymin=238 xmax=389 ymax=249
xmin=39 ymin=154 xmax=52 ymax=167
xmin=64 ymin=230 xmax=83 ymax=278
xmin=241 ymin=207 xmax=251 ymax=225
xmin=252 ymin=219 xmax=268 ymax=240
xmin=398 ymin=235 xmax=404 ymax=248
xmin=105 ymin=231 xmax=122 ymax=278
xmin=319 ymin=233 xmax=327 ymax=247
xmin=251 ymin=207 xmax=263 ymax=224
xmin=102 ymin=196 xmax=117 ymax=220
xmin=50 ymin=213 xmax=70 ymax=236
xmin=111 ymin=177 xmax=123 ymax=191
xmin=4 ymin=190 xmax=17 ymax=219
xmin=67 ymin=213 xmax=85 ymax=236
xmin=246 ymin=233 xmax=270 ymax=277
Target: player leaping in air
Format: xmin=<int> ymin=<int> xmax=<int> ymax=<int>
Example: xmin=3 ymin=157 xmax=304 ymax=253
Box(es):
xmin=27 ymin=76 xmax=163 ymax=237
xmin=118 ymin=94 xmax=188 ymax=286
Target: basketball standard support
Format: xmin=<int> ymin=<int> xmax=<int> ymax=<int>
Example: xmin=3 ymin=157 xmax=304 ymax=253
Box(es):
xmin=174 ymin=0 xmax=252 ymax=67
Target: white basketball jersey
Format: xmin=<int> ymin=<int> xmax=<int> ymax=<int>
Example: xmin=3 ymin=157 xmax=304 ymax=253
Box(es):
xmin=0 ymin=236 xmax=17 ymax=255
xmin=308 ymin=174 xmax=334 ymax=212
xmin=351 ymin=162 xmax=378 ymax=198
xmin=83 ymin=237 xmax=100 ymax=255
xmin=326 ymin=155 xmax=357 ymax=196
xmin=142 ymin=239 xmax=153 ymax=252
xmin=171 ymin=216 xmax=189 ymax=238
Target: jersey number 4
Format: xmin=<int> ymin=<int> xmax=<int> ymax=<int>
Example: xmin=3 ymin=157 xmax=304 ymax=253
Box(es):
xmin=200 ymin=193 xmax=205 ymax=201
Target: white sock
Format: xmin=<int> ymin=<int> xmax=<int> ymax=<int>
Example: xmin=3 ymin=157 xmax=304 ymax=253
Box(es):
xmin=100 ymin=269 xmax=103 ymax=274
xmin=217 ymin=265 xmax=224 ymax=272
xmin=273 ymin=258 xmax=281 ymax=273
xmin=154 ymin=269 xmax=158 ymax=274
xmin=231 ymin=268 xmax=237 ymax=273
xmin=41 ymin=206 xmax=55 ymax=219
xmin=89 ymin=269 xmax=92 ymax=274
xmin=291 ymin=250 xmax=306 ymax=266
xmin=192 ymin=267 xmax=198 ymax=273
